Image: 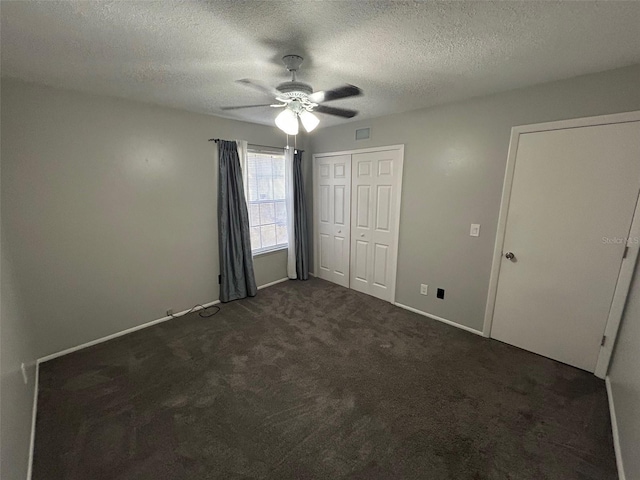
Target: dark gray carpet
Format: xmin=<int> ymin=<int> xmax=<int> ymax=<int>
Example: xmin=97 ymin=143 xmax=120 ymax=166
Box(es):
xmin=33 ymin=277 xmax=616 ymax=480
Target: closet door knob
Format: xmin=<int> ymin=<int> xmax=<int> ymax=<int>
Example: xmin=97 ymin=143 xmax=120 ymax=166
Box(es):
xmin=360 ymin=233 xmax=365 ymax=237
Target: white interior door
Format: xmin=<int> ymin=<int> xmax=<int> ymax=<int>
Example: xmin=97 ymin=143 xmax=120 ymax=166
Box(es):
xmin=491 ymin=121 xmax=640 ymax=372
xmin=350 ymin=149 xmax=403 ymax=302
xmin=315 ymin=154 xmax=351 ymax=287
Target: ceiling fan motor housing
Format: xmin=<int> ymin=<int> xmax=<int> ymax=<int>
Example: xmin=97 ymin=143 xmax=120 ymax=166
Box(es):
xmin=276 ymin=81 xmax=313 ymax=99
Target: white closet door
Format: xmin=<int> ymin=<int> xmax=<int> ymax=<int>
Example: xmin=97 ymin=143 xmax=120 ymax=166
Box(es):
xmin=315 ymin=155 xmax=351 ymax=287
xmin=350 ymin=149 xmax=403 ymax=302
xmin=491 ymin=121 xmax=640 ymax=372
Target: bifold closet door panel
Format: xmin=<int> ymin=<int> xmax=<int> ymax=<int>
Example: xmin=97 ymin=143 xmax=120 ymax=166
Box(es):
xmin=350 ymin=149 xmax=402 ymax=302
xmin=315 ymin=154 xmax=351 ymax=287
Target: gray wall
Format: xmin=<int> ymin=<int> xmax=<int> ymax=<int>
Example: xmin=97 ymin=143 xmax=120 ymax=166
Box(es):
xmin=1 ymin=200 xmax=38 ymax=480
xmin=1 ymin=78 xmax=301 ymax=361
xmin=309 ymin=64 xmax=640 ymax=332
xmin=609 ymin=257 xmax=640 ymax=480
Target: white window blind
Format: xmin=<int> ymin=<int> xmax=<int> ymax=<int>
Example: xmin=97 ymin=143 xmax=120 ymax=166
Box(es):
xmin=245 ymin=148 xmax=288 ymax=254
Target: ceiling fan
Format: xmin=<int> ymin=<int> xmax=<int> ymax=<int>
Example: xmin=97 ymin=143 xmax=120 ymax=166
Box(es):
xmin=221 ymin=55 xmax=363 ymax=135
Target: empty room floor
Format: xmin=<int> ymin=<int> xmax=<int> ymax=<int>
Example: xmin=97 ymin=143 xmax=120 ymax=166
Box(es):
xmin=33 ymin=277 xmax=617 ymax=479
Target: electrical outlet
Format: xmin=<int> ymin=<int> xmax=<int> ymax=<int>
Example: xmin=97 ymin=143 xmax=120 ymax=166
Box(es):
xmin=166 ymin=309 xmax=174 ymax=317
xmin=437 ymin=288 xmax=445 ymax=299
xmin=420 ymin=284 xmax=428 ymax=295
xmin=21 ymin=363 xmax=28 ymax=385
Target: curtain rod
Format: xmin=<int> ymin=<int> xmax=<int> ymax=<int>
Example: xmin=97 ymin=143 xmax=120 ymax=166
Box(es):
xmin=208 ymin=138 xmax=304 ymax=153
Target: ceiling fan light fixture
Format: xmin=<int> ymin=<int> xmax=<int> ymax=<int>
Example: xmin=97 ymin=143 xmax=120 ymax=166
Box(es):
xmin=299 ymin=110 xmax=320 ymax=133
xmin=275 ymin=108 xmax=299 ymax=135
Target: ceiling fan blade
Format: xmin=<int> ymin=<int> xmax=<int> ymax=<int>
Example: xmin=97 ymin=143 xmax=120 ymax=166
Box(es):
xmin=236 ymin=78 xmax=279 ymax=98
xmin=220 ymin=104 xmax=276 ymax=110
xmin=314 ymin=105 xmax=359 ymax=118
xmin=308 ymin=84 xmax=362 ymax=104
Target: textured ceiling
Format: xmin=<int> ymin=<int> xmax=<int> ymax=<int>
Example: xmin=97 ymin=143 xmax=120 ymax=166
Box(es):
xmin=2 ymin=1 xmax=640 ymax=128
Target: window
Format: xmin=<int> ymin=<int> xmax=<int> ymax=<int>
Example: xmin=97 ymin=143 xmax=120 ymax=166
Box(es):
xmin=245 ymin=148 xmax=288 ymax=255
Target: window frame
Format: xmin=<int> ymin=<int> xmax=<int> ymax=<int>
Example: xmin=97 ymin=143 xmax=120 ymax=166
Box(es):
xmin=244 ymin=146 xmax=289 ymax=257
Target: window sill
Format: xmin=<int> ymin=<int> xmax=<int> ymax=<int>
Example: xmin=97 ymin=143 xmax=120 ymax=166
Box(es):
xmin=252 ymin=245 xmax=288 ymax=258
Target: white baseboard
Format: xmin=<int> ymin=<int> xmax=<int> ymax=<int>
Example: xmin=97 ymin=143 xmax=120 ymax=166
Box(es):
xmin=394 ymin=302 xmax=483 ymax=336
xmin=606 ymin=376 xmax=626 ymax=480
xmin=37 ymin=299 xmax=221 ymax=364
xmin=38 ymin=278 xmax=291 ymax=365
xmin=27 ymin=362 xmax=39 ymax=480
xmin=257 ymin=277 xmax=289 ymax=290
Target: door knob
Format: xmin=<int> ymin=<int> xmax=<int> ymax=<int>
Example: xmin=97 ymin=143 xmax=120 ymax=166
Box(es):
xmin=505 ymin=252 xmax=515 ymax=260
xmin=360 ymin=233 xmax=365 ymax=237
xmin=338 ymin=230 xmax=341 ymax=234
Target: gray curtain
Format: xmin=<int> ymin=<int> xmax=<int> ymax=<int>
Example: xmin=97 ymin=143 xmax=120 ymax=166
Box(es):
xmin=293 ymin=149 xmax=309 ymax=280
xmin=217 ymin=140 xmax=257 ymax=302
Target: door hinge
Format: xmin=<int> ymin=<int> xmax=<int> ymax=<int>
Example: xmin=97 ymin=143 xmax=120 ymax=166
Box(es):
xmin=623 ymin=246 xmax=630 ymax=259
xmin=601 ymin=335 xmax=607 ymax=347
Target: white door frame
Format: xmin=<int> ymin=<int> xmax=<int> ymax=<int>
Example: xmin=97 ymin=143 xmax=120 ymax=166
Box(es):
xmin=313 ymin=144 xmax=405 ymax=303
xmin=483 ymin=110 xmax=640 ymax=378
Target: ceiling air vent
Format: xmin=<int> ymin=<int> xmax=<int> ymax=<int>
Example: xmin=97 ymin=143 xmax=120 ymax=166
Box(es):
xmin=355 ymin=127 xmax=371 ymax=141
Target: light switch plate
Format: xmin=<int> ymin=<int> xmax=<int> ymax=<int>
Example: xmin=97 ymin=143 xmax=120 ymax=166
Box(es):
xmin=470 ymin=224 xmax=480 ymax=237
xmin=420 ymin=284 xmax=428 ymax=295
